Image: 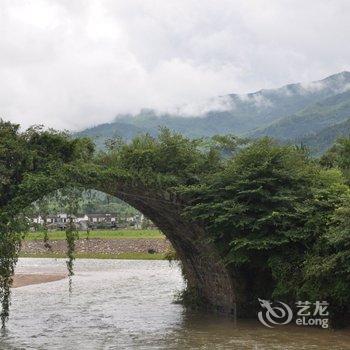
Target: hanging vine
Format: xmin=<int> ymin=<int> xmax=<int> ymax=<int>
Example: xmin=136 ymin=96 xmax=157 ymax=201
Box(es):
xmin=40 ymin=196 xmax=52 ymax=251
xmin=0 ymin=120 xmax=95 ymax=327
xmin=0 ymin=234 xmax=20 ymax=328
xmin=65 ymin=219 xmax=78 ymax=292
xmin=0 ymin=216 xmax=26 ymax=328
xmin=61 ymin=187 xmax=81 ymax=291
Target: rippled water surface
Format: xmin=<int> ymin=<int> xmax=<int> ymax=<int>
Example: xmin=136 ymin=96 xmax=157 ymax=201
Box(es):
xmin=0 ymin=258 xmax=350 ymax=349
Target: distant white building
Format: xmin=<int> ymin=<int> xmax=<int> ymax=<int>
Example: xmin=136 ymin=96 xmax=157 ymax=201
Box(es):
xmin=29 ymin=213 xmax=118 ymax=230
xmin=87 ymin=213 xmax=117 ymax=224
xmin=31 ymin=213 xmax=70 ymax=225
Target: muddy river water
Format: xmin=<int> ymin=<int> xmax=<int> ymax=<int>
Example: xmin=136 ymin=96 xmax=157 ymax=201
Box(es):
xmin=0 ymin=258 xmax=349 ymax=349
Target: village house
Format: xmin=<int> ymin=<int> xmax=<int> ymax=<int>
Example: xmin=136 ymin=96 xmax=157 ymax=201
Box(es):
xmin=86 ymin=213 xmax=117 ymax=229
xmin=30 ymin=213 xmax=118 ymax=230
xmin=29 ymin=213 xmax=157 ymax=230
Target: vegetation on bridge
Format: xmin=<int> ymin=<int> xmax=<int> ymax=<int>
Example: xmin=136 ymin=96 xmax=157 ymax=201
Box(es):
xmin=1 ymin=119 xmax=350 ymax=327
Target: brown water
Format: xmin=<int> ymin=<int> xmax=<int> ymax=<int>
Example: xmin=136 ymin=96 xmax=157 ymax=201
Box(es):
xmin=0 ymin=258 xmax=349 ymax=349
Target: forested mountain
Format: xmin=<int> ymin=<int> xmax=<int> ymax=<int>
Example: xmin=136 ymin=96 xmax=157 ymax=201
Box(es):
xmin=252 ymin=89 xmax=350 ymax=140
xmin=297 ymin=118 xmax=350 ymax=155
xmin=76 ymin=71 xmax=350 ymax=154
xmin=75 ymin=121 xmax=154 ymax=149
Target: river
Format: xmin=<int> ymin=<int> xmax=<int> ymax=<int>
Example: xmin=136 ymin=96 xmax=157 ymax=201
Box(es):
xmin=0 ymin=258 xmax=349 ymax=349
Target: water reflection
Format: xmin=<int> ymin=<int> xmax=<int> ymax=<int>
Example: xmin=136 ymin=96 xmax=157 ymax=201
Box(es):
xmin=0 ymin=258 xmax=349 ymax=349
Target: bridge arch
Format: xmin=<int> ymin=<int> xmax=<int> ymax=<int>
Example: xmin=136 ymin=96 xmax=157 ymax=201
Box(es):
xmin=85 ymin=181 xmax=238 ymax=315
xmin=27 ymin=174 xmax=239 ymax=314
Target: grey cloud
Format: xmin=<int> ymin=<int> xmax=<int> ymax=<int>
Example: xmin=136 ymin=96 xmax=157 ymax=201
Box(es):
xmin=0 ymin=0 xmax=350 ymax=130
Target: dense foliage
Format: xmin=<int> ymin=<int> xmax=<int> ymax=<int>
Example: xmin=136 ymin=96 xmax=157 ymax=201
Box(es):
xmin=179 ymin=138 xmax=350 ymax=323
xmin=97 ymin=131 xmax=350 ymax=324
xmin=320 ymin=137 xmax=350 ymax=182
xmin=1 ymin=119 xmax=350 ymax=327
xmin=0 ymin=120 xmax=93 ymax=327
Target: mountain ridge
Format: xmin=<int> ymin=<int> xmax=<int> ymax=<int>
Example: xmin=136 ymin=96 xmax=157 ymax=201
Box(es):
xmin=251 ymin=89 xmax=350 ymax=140
xmin=76 ymin=71 xmax=350 ymax=153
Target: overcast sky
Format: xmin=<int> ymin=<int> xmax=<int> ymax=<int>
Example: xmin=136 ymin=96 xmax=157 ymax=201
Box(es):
xmin=1 ymin=0 xmax=350 ymax=130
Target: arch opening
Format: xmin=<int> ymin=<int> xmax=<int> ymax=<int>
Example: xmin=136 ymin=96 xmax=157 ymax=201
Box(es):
xmin=26 ymin=184 xmax=238 ymax=315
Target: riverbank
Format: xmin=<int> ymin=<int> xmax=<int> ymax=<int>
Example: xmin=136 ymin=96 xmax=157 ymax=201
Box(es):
xmin=20 ymin=251 xmax=167 ymax=260
xmin=12 ymin=273 xmax=66 ymax=288
xmin=21 ymin=235 xmax=173 ymax=260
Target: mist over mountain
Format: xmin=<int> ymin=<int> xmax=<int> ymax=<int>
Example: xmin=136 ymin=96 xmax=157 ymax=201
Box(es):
xmin=252 ymin=88 xmax=350 ymax=140
xmin=77 ymin=71 xmax=350 ymax=154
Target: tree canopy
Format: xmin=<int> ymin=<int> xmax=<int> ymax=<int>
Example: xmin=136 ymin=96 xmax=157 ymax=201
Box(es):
xmin=0 ymin=120 xmax=94 ymax=325
xmin=1 ymin=120 xmax=350 ymax=327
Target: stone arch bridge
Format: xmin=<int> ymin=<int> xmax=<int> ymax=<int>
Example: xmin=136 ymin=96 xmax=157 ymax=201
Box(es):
xmin=88 ymin=179 xmax=238 ymax=315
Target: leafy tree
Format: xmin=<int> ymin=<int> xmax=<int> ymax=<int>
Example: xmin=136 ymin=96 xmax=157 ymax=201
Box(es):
xmin=320 ymin=137 xmax=350 ymax=181
xmin=180 ymin=138 xmax=350 ymax=319
xmin=96 ymin=132 xmax=350 ymax=324
xmin=99 ymin=128 xmax=223 ymax=187
xmin=301 ymin=186 xmax=350 ymax=326
xmin=0 ymin=120 xmax=93 ymax=326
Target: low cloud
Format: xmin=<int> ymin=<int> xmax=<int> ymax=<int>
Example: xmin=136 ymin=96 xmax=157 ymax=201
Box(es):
xmin=161 ymin=95 xmax=235 ymax=117
xmin=237 ymin=93 xmax=273 ymax=108
xmin=300 ymin=81 xmax=326 ymax=93
xmin=1 ymin=0 xmax=350 ymax=130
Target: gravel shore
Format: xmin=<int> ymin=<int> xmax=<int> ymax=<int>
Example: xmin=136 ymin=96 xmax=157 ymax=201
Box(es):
xmin=21 ymin=238 xmax=172 ymax=255
xmin=15 ymin=238 xmax=173 ymax=287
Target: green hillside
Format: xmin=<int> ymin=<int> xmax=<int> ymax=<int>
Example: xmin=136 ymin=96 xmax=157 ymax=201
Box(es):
xmin=297 ymin=118 xmax=350 ymax=155
xmin=252 ymin=90 xmax=350 ymax=140
xmin=75 ymin=121 xmax=154 ymax=149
